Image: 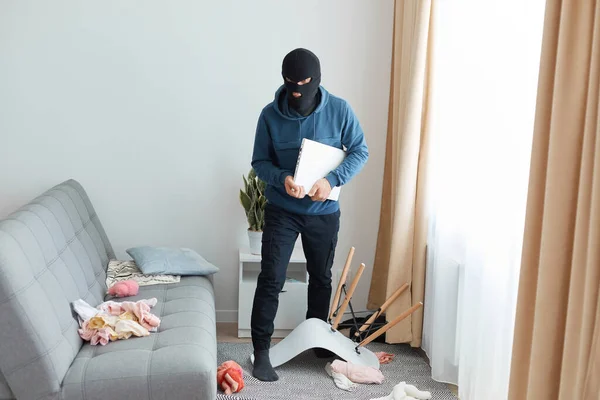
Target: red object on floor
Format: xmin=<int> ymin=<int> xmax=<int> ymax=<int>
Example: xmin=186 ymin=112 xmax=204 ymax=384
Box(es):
xmin=375 ymin=351 xmax=395 ymax=364
xmin=217 ymin=360 xmax=245 ymax=395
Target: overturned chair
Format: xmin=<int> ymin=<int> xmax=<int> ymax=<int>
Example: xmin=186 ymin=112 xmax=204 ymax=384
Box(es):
xmin=250 ymin=246 xmax=423 ymax=369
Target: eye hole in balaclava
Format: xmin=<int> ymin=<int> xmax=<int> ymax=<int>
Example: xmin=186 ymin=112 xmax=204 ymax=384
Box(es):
xmin=281 ymin=48 xmax=321 ymax=116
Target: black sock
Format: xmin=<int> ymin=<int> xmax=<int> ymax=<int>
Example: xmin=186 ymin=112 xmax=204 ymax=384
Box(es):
xmin=253 ymin=350 xmax=279 ymax=382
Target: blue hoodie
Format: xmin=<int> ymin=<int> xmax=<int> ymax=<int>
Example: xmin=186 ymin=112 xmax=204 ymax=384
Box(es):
xmin=251 ymin=85 xmax=369 ymax=215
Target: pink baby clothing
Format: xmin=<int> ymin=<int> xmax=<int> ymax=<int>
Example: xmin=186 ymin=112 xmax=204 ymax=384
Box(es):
xmin=330 ymin=359 xmax=384 ymax=384
xmin=73 ymin=298 xmax=160 ymax=345
xmin=114 ymin=320 xmax=150 ymax=339
xmin=72 ymin=299 xmax=99 ymax=322
xmin=325 ymin=362 xmax=357 ymax=391
xmin=97 ymin=299 xmax=160 ymax=331
xmin=91 ymin=327 xmax=113 ymax=346
xmin=78 ymin=320 xmax=114 ymax=346
xmin=98 ymin=298 xmax=158 ymax=314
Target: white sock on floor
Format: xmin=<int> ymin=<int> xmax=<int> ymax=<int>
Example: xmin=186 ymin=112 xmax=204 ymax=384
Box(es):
xmin=369 ymin=382 xmax=432 ymax=400
xmin=404 ymin=382 xmax=432 ymax=399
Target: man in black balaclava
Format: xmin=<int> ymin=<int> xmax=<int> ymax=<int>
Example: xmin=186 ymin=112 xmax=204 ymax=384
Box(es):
xmin=249 ymin=48 xmax=369 ymax=381
xmin=281 ymin=48 xmax=321 ymax=116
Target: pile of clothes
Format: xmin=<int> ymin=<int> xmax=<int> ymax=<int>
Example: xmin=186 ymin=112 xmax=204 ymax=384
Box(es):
xmin=72 ymin=298 xmax=161 ymax=345
xmin=69 ymin=258 xmax=176 ymax=346
xmin=325 ymin=359 xmax=384 ymax=390
xmin=324 ymin=353 xmax=432 ymax=400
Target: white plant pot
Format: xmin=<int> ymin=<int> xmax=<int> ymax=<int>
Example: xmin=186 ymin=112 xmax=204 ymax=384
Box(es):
xmin=248 ymin=230 xmax=263 ymax=255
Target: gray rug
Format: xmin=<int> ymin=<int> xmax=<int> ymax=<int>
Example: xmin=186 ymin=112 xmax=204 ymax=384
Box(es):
xmin=216 ymin=342 xmax=457 ymax=400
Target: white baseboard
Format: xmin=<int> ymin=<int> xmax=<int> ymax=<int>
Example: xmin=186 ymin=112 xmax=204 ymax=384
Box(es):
xmin=237 ymin=328 xmax=292 ymax=338
xmin=216 ymin=310 xmax=238 ymax=323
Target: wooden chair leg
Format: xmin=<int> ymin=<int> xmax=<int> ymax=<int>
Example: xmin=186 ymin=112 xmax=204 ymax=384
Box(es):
xmin=329 ymin=247 xmax=355 ymax=321
xmin=354 ymin=282 xmax=409 ymax=337
xmin=331 ymin=263 xmax=366 ymax=331
xmin=358 ymin=302 xmax=423 ymax=347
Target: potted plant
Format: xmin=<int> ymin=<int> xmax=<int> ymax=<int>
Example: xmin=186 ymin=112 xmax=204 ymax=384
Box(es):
xmin=239 ymin=168 xmax=267 ymax=254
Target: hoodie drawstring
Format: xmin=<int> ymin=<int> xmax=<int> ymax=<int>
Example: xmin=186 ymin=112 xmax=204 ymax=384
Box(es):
xmin=297 ymin=114 xmax=317 ymax=142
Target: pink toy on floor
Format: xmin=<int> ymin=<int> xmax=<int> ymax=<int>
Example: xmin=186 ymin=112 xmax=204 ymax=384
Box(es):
xmin=330 ymin=359 xmax=384 ymax=384
xmin=217 ymin=361 xmax=245 ymax=395
xmin=107 ymin=280 xmax=139 ymax=297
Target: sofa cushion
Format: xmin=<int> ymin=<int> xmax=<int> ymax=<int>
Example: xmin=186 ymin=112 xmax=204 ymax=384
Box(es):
xmin=126 ymin=246 xmax=220 ymax=276
xmin=0 ymin=179 xmax=114 ymax=400
xmin=61 ymin=276 xmax=217 ymax=400
xmin=0 ymin=373 xmax=14 ymax=400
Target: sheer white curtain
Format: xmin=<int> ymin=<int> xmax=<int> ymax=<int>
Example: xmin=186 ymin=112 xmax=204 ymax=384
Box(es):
xmin=421 ymin=1 xmax=546 ymax=399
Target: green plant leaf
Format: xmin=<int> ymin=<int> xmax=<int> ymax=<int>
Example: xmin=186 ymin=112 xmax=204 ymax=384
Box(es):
xmin=259 ymin=180 xmax=266 ymax=194
xmin=256 ymin=208 xmax=265 ymax=231
xmin=248 ymin=210 xmax=258 ymax=231
xmin=241 ymin=168 xmax=267 ymax=230
xmin=258 ymin=195 xmax=267 ymax=207
xmin=253 ymin=208 xmax=261 ymax=231
xmin=240 ymin=190 xmax=252 ymax=214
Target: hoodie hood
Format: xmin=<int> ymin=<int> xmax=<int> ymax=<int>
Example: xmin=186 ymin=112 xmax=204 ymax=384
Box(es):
xmin=273 ymin=85 xmax=329 ymax=120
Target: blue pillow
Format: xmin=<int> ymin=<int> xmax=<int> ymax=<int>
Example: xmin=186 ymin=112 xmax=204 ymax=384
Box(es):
xmin=125 ymin=246 xmax=220 ymax=276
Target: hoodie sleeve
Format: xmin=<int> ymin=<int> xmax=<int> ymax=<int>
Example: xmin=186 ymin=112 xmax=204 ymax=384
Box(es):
xmin=325 ymin=102 xmax=369 ymax=188
xmin=251 ymin=111 xmax=291 ymax=188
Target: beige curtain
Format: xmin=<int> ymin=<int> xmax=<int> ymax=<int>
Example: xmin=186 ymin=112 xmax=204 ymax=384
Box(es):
xmin=367 ymin=0 xmax=433 ymax=346
xmin=508 ymin=1 xmax=600 ymax=399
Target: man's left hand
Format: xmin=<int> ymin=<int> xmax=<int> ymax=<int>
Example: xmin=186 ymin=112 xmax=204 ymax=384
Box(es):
xmin=308 ymin=178 xmax=332 ymax=202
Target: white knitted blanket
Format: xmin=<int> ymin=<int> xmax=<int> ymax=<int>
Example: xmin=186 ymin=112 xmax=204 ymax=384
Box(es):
xmin=106 ymin=259 xmax=180 ymax=288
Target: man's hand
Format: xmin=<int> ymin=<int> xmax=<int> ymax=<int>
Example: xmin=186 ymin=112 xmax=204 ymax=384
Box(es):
xmin=285 ymin=175 xmax=305 ymax=199
xmin=308 ymin=178 xmax=332 ymax=202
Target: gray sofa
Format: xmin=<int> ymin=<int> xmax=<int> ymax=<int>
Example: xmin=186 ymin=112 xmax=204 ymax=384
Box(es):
xmin=0 ymin=180 xmax=217 ymax=400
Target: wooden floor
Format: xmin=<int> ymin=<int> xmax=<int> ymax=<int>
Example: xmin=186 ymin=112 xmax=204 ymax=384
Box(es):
xmin=216 ymin=322 xmax=459 ymax=397
xmin=217 ymin=322 xmax=248 ymax=343
xmin=449 ymin=384 xmax=459 ymax=397
xmin=217 ymin=322 xmax=270 ymax=343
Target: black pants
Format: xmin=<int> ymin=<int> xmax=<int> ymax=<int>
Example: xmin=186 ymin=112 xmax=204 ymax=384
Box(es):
xmin=251 ymin=203 xmax=341 ymax=351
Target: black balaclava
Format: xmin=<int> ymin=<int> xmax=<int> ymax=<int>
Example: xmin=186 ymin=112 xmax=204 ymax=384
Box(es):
xmin=281 ymin=48 xmax=321 ymax=116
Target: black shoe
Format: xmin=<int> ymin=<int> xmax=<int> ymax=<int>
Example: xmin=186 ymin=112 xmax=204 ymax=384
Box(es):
xmin=252 ymin=350 xmax=279 ymax=382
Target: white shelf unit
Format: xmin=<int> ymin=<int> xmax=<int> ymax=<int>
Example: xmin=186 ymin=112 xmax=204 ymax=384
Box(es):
xmin=237 ymin=248 xmax=308 ymax=338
